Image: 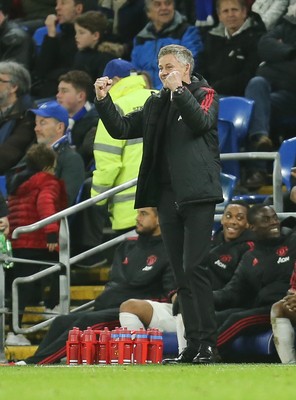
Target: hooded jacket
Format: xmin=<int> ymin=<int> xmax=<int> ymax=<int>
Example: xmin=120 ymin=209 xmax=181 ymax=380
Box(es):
xmin=131 ymin=10 xmax=203 ymax=89
xmin=8 ymin=171 xmax=67 ymax=249
xmin=95 ymin=74 xmax=223 ymax=208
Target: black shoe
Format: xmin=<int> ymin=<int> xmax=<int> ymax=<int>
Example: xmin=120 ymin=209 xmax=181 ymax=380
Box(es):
xmin=162 ymin=347 xmax=198 ymax=365
xmin=192 ymin=345 xmax=221 ymax=364
xmin=250 ymin=135 xmax=274 ymax=152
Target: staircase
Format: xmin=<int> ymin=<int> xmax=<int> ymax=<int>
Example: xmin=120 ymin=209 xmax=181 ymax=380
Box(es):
xmin=4 ymin=265 xmax=110 ymax=361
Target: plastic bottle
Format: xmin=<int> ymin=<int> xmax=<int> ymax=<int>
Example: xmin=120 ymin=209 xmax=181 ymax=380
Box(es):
xmin=133 ymin=328 xmax=149 ymax=364
xmin=0 ymin=232 xmax=13 ymax=269
xmin=118 ymin=327 xmax=133 ymax=365
xmin=66 ymin=327 xmax=82 ymax=365
xmin=147 ymin=328 xmax=163 ymax=364
xmin=109 ymin=327 xmax=120 ymax=364
xmin=81 ymin=326 xmax=97 ymax=365
xmin=96 ymin=327 xmax=111 ymax=365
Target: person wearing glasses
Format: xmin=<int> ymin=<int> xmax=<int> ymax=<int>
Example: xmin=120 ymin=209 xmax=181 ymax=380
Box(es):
xmin=0 ymin=61 xmax=36 ymax=176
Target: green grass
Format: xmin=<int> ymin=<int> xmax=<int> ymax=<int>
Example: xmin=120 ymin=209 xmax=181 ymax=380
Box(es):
xmin=0 ymin=364 xmax=295 ymax=400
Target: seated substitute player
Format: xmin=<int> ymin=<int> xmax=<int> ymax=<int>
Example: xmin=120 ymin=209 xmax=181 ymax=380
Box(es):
xmin=120 ymin=200 xmax=255 ymax=359
xmin=8 ymin=207 xmax=176 ymax=365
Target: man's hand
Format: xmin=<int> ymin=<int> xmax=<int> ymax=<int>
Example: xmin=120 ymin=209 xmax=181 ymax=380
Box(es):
xmin=282 ymin=293 xmax=296 ymax=312
xmin=45 ymin=14 xmax=58 ymax=37
xmin=290 ymin=186 xmax=296 ymax=204
xmin=94 ymin=77 xmax=113 ymax=101
xmin=164 ymin=71 xmax=183 ymax=92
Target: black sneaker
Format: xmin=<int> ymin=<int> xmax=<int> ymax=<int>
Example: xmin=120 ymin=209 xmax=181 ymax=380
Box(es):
xmin=162 ymin=347 xmax=198 ymax=365
xmin=192 ymin=345 xmax=222 ymax=364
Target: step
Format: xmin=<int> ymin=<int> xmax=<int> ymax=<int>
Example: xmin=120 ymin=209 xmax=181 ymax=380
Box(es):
xmin=70 ymin=285 xmax=105 ymax=301
xmin=5 ymin=345 xmax=38 ymax=361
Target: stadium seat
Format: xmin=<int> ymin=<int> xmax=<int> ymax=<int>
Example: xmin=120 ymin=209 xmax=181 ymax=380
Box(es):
xmin=33 ymin=25 xmax=61 ymax=53
xmin=0 ymin=175 xmax=7 ymax=199
xmin=218 ymin=96 xmax=254 ymax=178
xmin=232 ymin=136 xmax=296 ymax=206
xmin=216 ymin=172 xmax=237 ymax=213
xmin=162 ymin=330 xmax=278 ymax=360
xmin=278 ymin=136 xmax=296 ymax=192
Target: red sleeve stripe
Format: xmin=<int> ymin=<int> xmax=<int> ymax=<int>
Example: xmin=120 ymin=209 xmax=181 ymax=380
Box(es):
xmin=200 ymin=87 xmax=215 ymax=113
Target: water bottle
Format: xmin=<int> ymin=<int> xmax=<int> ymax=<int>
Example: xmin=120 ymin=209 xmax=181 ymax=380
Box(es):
xmin=147 ymin=328 xmax=163 ymax=364
xmin=133 ymin=328 xmax=149 ymax=364
xmin=0 ymin=232 xmax=13 ymax=269
xmin=109 ymin=327 xmax=120 ymax=364
xmin=118 ymin=327 xmax=133 ymax=365
xmin=66 ymin=327 xmax=82 ymax=365
xmin=96 ymin=327 xmax=111 ymax=365
xmin=81 ymin=327 xmax=97 ymax=365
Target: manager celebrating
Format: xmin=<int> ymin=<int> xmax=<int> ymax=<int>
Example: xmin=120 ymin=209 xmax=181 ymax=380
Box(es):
xmin=94 ymin=44 xmax=223 ymax=364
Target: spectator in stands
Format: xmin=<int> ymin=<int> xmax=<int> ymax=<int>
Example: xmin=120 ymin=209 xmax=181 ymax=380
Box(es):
xmin=91 ymin=59 xmax=156 ymax=243
xmin=271 ymin=258 xmax=296 ymax=364
xmin=121 ymin=200 xmax=255 ymax=359
xmin=251 ymin=0 xmax=289 ymax=30
xmin=29 ymin=100 xmax=85 ymax=205
xmin=11 ymin=207 xmax=176 ymax=365
xmin=197 ymin=0 xmax=266 ymax=97
xmin=32 ymin=0 xmax=98 ymax=98
xmin=131 ymin=0 xmax=203 ymax=89
xmin=97 ymin=0 xmax=147 ymax=59
xmin=56 ymin=70 xmax=98 ymax=170
xmin=56 ymin=69 xmax=100 ymax=263
xmin=175 ymin=0 xmax=216 ymax=27
xmin=0 ymin=61 xmax=36 ymax=176
xmin=244 ymin=0 xmax=296 ymax=188
xmin=213 ymin=204 xmax=296 ymax=360
xmin=73 ymin=11 xmax=115 ymax=82
xmin=0 ymin=0 xmax=35 ymax=70
xmin=6 ymin=143 xmax=67 ymax=342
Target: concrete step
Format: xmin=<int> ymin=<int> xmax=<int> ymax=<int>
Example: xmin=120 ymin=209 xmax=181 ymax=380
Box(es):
xmin=70 ymin=285 xmax=105 ymax=301
xmin=5 ymin=345 xmax=38 ymax=361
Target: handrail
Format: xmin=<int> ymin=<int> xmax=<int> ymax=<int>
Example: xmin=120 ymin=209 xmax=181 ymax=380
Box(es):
xmin=0 ymin=151 xmax=286 ymax=358
xmin=220 ymin=151 xmax=283 ymax=212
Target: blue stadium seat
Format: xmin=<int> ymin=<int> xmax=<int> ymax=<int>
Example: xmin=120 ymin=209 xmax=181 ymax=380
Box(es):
xmin=0 ymin=175 xmax=7 ymax=199
xmin=33 ymin=25 xmax=61 ymax=53
xmin=218 ymin=96 xmax=254 ymax=178
xmin=278 ymin=136 xmax=296 ymax=192
xmin=216 ymin=172 xmax=237 ymax=214
xmin=232 ymin=136 xmax=296 ymax=206
xmin=162 ymin=330 xmax=278 ymax=360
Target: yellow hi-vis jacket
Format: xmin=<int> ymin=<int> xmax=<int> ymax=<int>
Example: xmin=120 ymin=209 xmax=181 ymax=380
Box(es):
xmin=91 ymin=75 xmax=156 ymax=230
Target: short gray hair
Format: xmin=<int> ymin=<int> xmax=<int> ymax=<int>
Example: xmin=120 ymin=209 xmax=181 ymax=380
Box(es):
xmin=0 ymin=61 xmax=31 ymax=96
xmin=158 ymin=44 xmax=194 ymax=75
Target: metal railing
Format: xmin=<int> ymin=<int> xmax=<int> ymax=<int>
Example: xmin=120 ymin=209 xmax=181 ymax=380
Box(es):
xmin=0 ymin=150 xmax=289 ymax=360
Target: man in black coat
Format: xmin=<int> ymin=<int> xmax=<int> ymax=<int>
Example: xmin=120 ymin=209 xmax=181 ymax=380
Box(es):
xmin=94 ymin=44 xmax=223 ymax=364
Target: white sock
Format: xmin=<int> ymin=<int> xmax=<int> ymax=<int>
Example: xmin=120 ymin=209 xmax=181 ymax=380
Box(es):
xmin=119 ymin=312 xmax=145 ymax=330
xmin=272 ymin=317 xmax=296 ymax=363
xmin=175 ymin=313 xmax=187 ymax=354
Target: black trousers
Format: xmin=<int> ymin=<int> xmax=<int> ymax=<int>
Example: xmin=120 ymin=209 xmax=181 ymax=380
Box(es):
xmin=216 ymin=306 xmax=271 ymax=348
xmin=25 ymin=308 xmax=120 ymax=364
xmin=157 ymin=186 xmax=217 ymax=350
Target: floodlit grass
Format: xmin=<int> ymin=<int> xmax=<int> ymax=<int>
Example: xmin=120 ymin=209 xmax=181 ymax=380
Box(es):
xmin=0 ymin=364 xmax=295 ymax=400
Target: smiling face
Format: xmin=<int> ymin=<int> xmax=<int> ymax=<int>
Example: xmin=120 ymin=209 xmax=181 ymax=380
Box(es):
xmin=158 ymin=53 xmax=191 ymax=88
xmin=250 ymin=206 xmax=281 ymax=240
xmin=221 ymin=203 xmax=249 ymax=241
